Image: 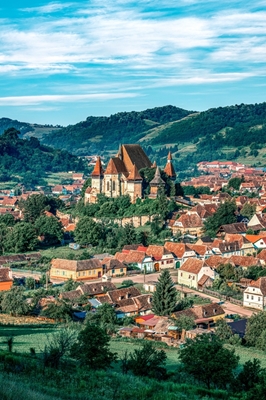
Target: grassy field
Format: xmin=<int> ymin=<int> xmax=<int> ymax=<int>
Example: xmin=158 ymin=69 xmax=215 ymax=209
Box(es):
xmin=0 ymin=324 xmax=56 ymax=354
xmin=40 ymin=245 xmax=92 ymax=259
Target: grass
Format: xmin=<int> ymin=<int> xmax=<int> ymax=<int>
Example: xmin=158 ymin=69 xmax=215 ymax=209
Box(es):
xmin=40 ymin=245 xmax=91 ymax=259
xmin=226 ymin=344 xmax=266 ymax=369
xmin=0 ymin=325 xmax=57 ymax=354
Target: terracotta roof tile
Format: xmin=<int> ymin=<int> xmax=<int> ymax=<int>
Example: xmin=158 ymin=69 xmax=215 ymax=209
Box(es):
xmin=91 ymin=156 xmax=104 ymax=176
xmin=179 ymin=258 xmax=204 ymax=274
xmin=229 ymin=255 xmax=260 ymax=268
xmin=51 ymin=258 xmax=102 ymax=271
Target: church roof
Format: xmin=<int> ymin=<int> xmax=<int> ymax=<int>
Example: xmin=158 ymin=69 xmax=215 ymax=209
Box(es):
xmin=164 ymin=152 xmax=176 ymax=178
xmin=127 ymin=164 xmax=142 ymax=181
xmin=121 ymin=144 xmax=152 ymax=172
xmin=105 ymin=157 xmax=128 ymax=176
xmin=150 ymin=167 xmax=165 ymax=186
xmin=91 ymin=157 xmax=104 ymax=177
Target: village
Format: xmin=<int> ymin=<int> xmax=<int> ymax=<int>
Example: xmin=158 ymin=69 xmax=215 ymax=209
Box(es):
xmin=0 ymin=144 xmax=266 ymax=352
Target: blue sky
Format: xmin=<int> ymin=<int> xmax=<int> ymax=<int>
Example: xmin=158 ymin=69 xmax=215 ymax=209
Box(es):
xmin=1 ymin=1 xmax=266 ymax=125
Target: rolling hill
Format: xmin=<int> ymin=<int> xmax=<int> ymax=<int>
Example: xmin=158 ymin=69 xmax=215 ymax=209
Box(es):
xmin=1 ymin=102 xmax=266 ymax=177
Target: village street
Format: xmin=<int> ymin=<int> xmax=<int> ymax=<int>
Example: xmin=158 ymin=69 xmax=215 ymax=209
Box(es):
xmin=12 ymin=268 xmax=255 ymax=319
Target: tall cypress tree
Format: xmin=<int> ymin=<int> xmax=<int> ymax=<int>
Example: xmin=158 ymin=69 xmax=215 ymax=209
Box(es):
xmin=152 ymin=270 xmax=177 ymax=316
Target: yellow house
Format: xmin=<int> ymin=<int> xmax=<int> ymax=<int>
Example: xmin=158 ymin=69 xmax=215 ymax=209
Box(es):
xmin=102 ymin=258 xmax=127 ymax=277
xmin=50 ymin=258 xmax=103 ymax=281
xmin=177 ymin=258 xmax=217 ymax=289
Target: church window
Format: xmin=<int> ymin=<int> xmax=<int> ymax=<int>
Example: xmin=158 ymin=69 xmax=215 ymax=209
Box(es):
xmin=113 ymin=181 xmax=116 ymax=191
xmin=107 ymin=182 xmax=110 ymax=191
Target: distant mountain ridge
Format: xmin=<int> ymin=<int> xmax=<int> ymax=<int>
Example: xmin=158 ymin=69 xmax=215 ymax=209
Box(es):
xmin=1 ymin=102 xmax=266 ymax=173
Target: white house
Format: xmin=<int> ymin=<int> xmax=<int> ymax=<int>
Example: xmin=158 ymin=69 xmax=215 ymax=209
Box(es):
xmin=243 ymin=277 xmax=266 ymax=310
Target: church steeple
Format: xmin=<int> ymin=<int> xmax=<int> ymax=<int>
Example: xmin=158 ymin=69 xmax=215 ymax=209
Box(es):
xmin=91 ymin=156 xmax=104 ymax=177
xmin=164 ymin=151 xmax=176 ymax=180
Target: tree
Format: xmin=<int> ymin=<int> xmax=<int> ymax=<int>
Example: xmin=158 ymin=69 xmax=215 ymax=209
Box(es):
xmin=71 ymin=322 xmax=117 ymax=369
xmin=175 ymin=314 xmax=195 ymax=331
xmin=0 ymin=214 xmax=15 ymax=227
xmin=25 ymin=277 xmax=35 ymax=290
xmin=236 ymin=359 xmax=262 ymax=392
xmin=1 ymin=287 xmax=30 ymax=316
xmin=152 ymin=270 xmax=177 ymax=316
xmin=87 ymin=303 xmax=117 ymax=334
xmin=19 ymin=194 xmax=50 ymax=223
xmin=241 ymin=202 xmax=256 ymax=220
xmin=4 ymin=222 xmax=38 ymax=252
xmin=245 ymin=311 xmax=266 ymax=347
xmin=204 ymin=200 xmax=237 ymax=234
xmin=228 ymin=177 xmax=243 ymax=190
xmin=61 ymin=278 xmax=79 ymax=292
xmin=179 ymin=334 xmax=239 ymax=389
xmin=43 ymin=326 xmax=78 ymax=369
xmin=215 ymin=318 xmax=233 ymax=342
xmin=35 ymin=215 xmax=63 ymax=244
xmin=127 ymin=341 xmax=167 ymax=379
xmin=74 ymin=217 xmax=104 ymax=246
xmin=41 ymin=301 xmax=72 ymax=322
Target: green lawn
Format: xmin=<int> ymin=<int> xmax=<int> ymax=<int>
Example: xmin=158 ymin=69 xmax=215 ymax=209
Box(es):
xmin=40 ymin=245 xmax=91 ymax=259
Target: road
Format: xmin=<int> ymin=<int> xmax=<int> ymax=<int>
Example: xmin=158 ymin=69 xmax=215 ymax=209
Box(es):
xmin=13 ymin=269 xmax=255 ymax=318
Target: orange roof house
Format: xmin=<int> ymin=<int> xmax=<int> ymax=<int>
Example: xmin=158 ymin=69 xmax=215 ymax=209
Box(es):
xmin=0 ymin=268 xmax=13 ymax=291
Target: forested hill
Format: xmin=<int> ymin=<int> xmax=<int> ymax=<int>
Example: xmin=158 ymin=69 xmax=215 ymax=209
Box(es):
xmin=0 ymin=128 xmax=85 ymax=186
xmin=40 ymin=105 xmax=194 ymax=155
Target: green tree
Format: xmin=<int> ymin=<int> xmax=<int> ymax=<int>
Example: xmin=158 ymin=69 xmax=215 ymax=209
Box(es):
xmin=236 ymin=359 xmax=262 ymax=392
xmin=245 ymin=311 xmax=266 ymax=347
xmin=41 ymin=301 xmax=72 ymax=322
xmin=71 ymin=322 xmax=117 ymax=369
xmin=87 ymin=303 xmax=117 ymax=333
xmin=19 ymin=194 xmax=50 ymax=223
xmin=35 ymin=215 xmax=63 ymax=244
xmin=175 ymin=314 xmax=195 ymax=331
xmin=1 ymin=287 xmax=30 ymax=316
xmin=74 ymin=217 xmax=104 ymax=246
xmin=179 ymin=334 xmax=239 ymax=389
xmin=61 ymin=278 xmax=79 ymax=292
xmin=152 ymin=270 xmax=177 ymax=316
xmin=43 ymin=325 xmax=78 ymax=369
xmin=215 ymin=318 xmax=233 ymax=342
xmin=0 ymin=214 xmax=15 ymax=227
xmin=4 ymin=222 xmax=38 ymax=253
xmin=204 ymin=200 xmax=237 ymax=234
xmin=25 ymin=277 xmax=35 ymax=290
xmin=228 ymin=177 xmax=243 ymax=190
xmin=241 ymin=203 xmax=256 ymax=220
xmin=127 ymin=341 xmax=167 ymax=379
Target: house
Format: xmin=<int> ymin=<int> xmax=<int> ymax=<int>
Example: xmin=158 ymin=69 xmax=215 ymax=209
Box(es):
xmin=257 ymin=249 xmax=266 ymax=265
xmin=102 ymin=258 xmax=127 ymax=277
xmin=224 ymin=234 xmax=255 ymax=256
xmin=115 ymin=250 xmax=154 ymax=272
xmin=243 ymin=277 xmax=266 ymax=310
xmin=146 ymin=245 xmax=175 ymax=271
xmin=217 ymin=222 xmax=247 ymax=236
xmin=177 ymin=258 xmax=217 ymax=289
xmin=173 ymin=303 xmax=226 ymax=328
xmin=186 ymin=244 xmax=213 ymax=259
xmin=248 ymin=213 xmax=266 ymax=230
xmin=164 ymin=242 xmax=197 ymax=267
xmin=76 ymin=281 xmax=116 ymax=297
xmin=0 ymin=267 xmax=13 ymax=291
xmin=143 ymin=281 xmax=157 ymax=293
xmin=245 ymin=234 xmax=266 ymax=251
xmin=211 ymin=239 xmax=241 ymax=257
xmin=229 ymin=255 xmax=260 ymax=270
xmin=50 ymin=258 xmax=103 ymax=281
xmin=204 ymin=255 xmax=225 ymax=270
xmin=171 ymin=212 xmax=203 ymax=235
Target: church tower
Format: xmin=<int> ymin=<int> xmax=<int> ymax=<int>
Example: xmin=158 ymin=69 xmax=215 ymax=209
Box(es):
xmin=91 ymin=156 xmax=104 ymax=193
xmin=126 ymin=164 xmax=142 ymax=202
xmin=149 ymin=166 xmax=165 ymax=198
xmin=164 ymin=151 xmax=176 ymax=181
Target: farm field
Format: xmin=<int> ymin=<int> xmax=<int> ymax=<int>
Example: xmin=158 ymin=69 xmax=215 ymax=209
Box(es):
xmin=0 ymin=324 xmax=57 ymax=354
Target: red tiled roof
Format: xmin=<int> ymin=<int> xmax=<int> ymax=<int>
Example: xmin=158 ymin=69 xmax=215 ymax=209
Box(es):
xmin=91 ymin=157 xmax=104 ymax=176
xmin=179 ymin=258 xmax=204 ymax=274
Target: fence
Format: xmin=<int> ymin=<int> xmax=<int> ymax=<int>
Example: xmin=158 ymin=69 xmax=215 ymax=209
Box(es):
xmin=202 ymin=288 xmax=243 ymax=306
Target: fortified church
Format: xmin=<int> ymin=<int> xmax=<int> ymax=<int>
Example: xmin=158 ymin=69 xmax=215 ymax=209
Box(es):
xmin=85 ymin=144 xmax=176 ymax=203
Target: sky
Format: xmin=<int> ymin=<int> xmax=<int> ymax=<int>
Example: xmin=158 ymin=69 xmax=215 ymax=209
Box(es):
xmin=1 ymin=1 xmax=266 ymax=125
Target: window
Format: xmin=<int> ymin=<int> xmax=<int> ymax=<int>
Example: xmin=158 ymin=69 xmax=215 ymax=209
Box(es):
xmin=258 ymin=297 xmax=261 ymax=301
xmin=246 ymin=295 xmax=249 ymax=299
xmin=192 ymin=276 xmax=195 ymax=280
xmin=180 ymin=272 xmax=183 ymax=277
xmin=253 ymin=288 xmax=255 ymax=292
xmin=113 ymin=181 xmax=115 ymax=191
xmin=83 ymin=271 xmax=85 ymax=276
xmin=251 ymin=296 xmax=254 ymax=300
xmin=161 ymin=261 xmax=164 ymax=265
xmin=112 ymin=269 xmax=115 ymax=273
xmin=107 ymin=182 xmax=110 ymax=191
xmin=120 ymin=268 xmax=123 ymax=272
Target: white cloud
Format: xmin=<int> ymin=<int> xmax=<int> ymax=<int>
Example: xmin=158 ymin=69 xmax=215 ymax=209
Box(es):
xmin=21 ymin=2 xmax=74 ymax=14
xmin=0 ymin=93 xmax=138 ymax=106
